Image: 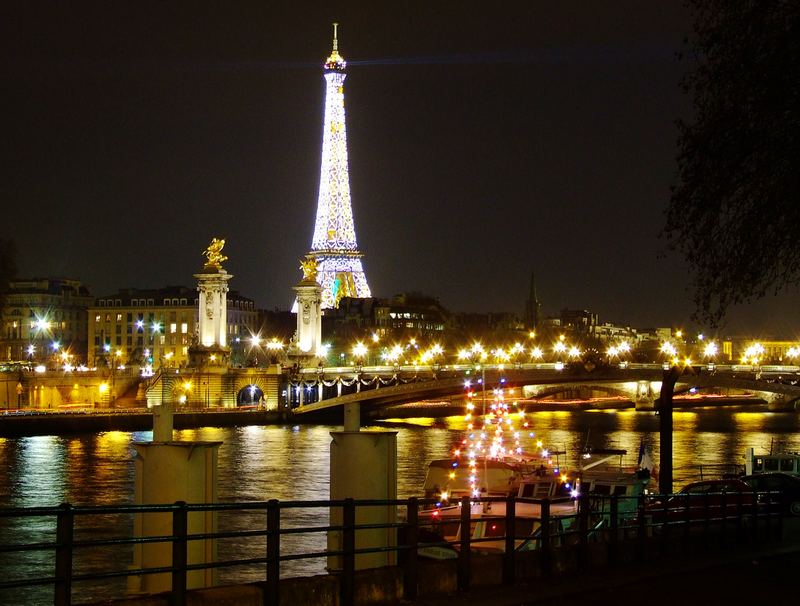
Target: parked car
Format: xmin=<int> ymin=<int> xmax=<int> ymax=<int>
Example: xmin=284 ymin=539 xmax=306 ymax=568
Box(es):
xmin=648 ymin=478 xmax=756 ymax=523
xmin=741 ymin=472 xmax=800 ymax=516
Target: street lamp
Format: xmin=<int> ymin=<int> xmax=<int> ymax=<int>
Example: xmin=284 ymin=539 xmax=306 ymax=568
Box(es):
xmin=265 ymin=338 xmax=284 ymax=364
xmin=660 ymin=342 xmax=678 ymax=369
xmin=352 ymin=342 xmax=368 ymax=368
xmin=703 ymin=341 xmax=718 ymax=371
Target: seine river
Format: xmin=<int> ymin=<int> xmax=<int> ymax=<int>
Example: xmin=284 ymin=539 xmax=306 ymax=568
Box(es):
xmin=1 ymin=406 xmax=799 ymax=604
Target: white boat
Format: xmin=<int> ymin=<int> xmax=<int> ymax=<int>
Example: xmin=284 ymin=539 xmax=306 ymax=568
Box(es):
xmin=422 ymin=452 xmax=569 ymax=506
xmin=418 ymin=448 xmax=651 ymax=556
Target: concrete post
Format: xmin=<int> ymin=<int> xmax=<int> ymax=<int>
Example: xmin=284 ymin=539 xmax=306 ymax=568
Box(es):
xmin=328 ymin=431 xmax=397 ymax=571
xmin=129 ymin=431 xmax=222 ymax=595
xmin=343 ymin=402 xmax=360 ymax=432
xmin=152 ymin=402 xmax=174 ymax=442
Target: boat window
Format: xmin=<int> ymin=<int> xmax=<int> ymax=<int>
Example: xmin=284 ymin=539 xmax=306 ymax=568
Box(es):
xmin=592 ymin=484 xmax=612 ymax=495
xmin=613 ymin=485 xmax=628 ymax=496
xmin=754 ymin=457 xmax=764 ymax=471
xmin=484 ymin=520 xmax=506 ymax=538
xmin=765 ymin=458 xmax=780 ymax=471
xmin=780 ymin=459 xmax=794 ymax=472
xmin=519 ymin=483 xmax=536 ymax=498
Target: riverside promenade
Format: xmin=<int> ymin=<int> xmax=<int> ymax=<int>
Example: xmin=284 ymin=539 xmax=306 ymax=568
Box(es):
xmin=413 ymin=543 xmax=800 ymax=605
xmin=87 ymin=512 xmax=798 ymax=606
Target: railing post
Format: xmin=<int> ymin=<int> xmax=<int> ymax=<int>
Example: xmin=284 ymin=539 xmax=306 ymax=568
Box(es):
xmin=266 ymin=499 xmax=280 ymax=606
xmin=636 ymin=493 xmax=646 ymax=561
xmin=751 ymin=488 xmax=759 ymax=544
xmin=703 ymin=491 xmax=711 ymax=547
xmin=457 ymin=496 xmax=471 ymax=592
xmin=660 ymin=493 xmax=670 ymax=553
xmin=54 ymin=502 xmax=74 ymax=606
xmin=683 ymin=494 xmax=692 ymax=541
xmin=341 ymin=498 xmax=356 ymax=606
xmin=578 ymin=492 xmax=589 ymax=571
xmin=720 ymin=491 xmax=728 ymax=545
xmin=608 ymin=495 xmax=618 ymax=565
xmin=404 ymin=497 xmax=418 ymax=600
xmin=172 ymin=501 xmax=188 ymax=606
xmin=503 ymin=495 xmax=516 ymax=584
xmin=540 ymin=498 xmax=551 ymax=576
xmin=736 ymin=489 xmax=744 ymax=544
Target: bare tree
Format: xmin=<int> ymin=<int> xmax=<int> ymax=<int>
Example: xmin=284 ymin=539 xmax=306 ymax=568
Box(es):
xmin=664 ymin=1 xmax=800 ymax=326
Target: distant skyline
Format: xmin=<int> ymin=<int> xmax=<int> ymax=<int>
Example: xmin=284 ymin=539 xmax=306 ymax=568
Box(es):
xmin=4 ymin=2 xmax=799 ymax=337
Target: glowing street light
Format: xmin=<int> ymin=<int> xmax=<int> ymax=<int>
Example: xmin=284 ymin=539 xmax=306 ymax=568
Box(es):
xmin=352 ymin=342 xmax=368 ymax=366
xmin=266 ymin=338 xmax=284 ymax=352
xmin=660 ymin=342 xmax=678 ymax=357
xmin=386 ymin=344 xmax=404 ymax=363
xmin=742 ymin=343 xmax=765 ymax=365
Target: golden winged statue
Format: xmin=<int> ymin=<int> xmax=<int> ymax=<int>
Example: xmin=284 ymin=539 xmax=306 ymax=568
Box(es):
xmin=203 ymin=238 xmax=228 ymax=269
xmin=300 ymin=256 xmax=318 ymax=281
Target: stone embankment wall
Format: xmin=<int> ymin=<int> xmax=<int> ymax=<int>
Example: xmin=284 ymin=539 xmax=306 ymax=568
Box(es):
xmin=0 ymin=410 xmax=289 ymax=437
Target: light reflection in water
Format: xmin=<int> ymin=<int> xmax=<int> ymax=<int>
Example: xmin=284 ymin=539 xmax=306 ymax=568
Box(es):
xmin=0 ymin=409 xmax=798 ymax=604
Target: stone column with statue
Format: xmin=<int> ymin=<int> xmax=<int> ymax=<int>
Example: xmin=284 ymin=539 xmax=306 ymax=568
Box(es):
xmin=189 ymin=238 xmax=232 ymax=369
xmin=288 ymin=255 xmax=324 ymax=362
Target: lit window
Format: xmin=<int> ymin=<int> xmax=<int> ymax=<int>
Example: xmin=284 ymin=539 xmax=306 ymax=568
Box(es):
xmin=95 ymin=315 xmax=101 ymax=323
xmin=181 ymin=323 xmax=188 ymax=334
xmin=170 ymin=323 xmax=177 ymax=334
xmin=116 ymin=314 xmax=122 ymax=322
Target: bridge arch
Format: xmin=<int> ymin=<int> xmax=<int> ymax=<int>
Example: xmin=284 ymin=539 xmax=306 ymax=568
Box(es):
xmin=236 ymin=384 xmax=264 ymax=406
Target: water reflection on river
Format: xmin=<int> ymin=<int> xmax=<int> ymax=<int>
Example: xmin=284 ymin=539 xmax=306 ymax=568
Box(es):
xmin=1 ymin=407 xmax=799 ymax=604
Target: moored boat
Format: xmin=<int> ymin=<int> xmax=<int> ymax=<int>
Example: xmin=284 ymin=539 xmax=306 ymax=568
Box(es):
xmin=745 ymin=447 xmax=800 ymax=476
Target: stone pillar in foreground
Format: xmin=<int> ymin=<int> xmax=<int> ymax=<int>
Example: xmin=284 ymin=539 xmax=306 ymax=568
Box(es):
xmin=328 ymin=431 xmax=397 ymax=571
xmin=128 ymin=404 xmax=221 ymax=595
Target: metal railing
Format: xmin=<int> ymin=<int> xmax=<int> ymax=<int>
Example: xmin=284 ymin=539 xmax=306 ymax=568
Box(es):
xmin=0 ymin=491 xmax=786 ymax=606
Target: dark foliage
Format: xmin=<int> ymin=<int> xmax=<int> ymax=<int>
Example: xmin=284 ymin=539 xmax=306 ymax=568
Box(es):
xmin=664 ymin=0 xmax=800 ymax=326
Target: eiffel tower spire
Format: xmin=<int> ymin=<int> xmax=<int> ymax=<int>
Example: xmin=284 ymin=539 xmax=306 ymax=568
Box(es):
xmin=307 ymin=23 xmax=371 ymax=309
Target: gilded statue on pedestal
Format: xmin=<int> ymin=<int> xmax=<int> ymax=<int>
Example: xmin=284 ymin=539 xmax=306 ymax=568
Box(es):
xmin=300 ymin=256 xmax=318 ymax=281
xmin=204 ymin=238 xmax=228 ymax=269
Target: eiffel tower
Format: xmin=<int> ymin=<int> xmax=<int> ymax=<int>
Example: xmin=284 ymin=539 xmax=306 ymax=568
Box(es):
xmin=306 ymin=23 xmax=372 ymax=309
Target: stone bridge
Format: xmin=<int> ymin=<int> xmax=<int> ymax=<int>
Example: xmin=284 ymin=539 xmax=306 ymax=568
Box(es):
xmin=4 ymin=362 xmax=799 ymax=416
xmin=290 ymin=363 xmax=800 ymax=419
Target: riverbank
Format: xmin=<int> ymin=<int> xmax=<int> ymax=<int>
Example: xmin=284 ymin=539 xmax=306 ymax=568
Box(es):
xmin=0 ymin=395 xmax=768 ymax=437
xmin=0 ymin=409 xmax=295 ymax=437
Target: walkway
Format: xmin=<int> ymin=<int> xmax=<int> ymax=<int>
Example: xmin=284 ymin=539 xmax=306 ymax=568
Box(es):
xmin=412 ymin=543 xmax=800 ymax=605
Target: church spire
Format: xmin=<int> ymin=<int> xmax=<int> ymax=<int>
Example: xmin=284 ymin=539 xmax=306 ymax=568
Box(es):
xmin=525 ymin=271 xmax=541 ymax=330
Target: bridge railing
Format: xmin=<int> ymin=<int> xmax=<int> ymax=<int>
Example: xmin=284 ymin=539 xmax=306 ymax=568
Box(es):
xmin=0 ymin=490 xmax=789 ymax=606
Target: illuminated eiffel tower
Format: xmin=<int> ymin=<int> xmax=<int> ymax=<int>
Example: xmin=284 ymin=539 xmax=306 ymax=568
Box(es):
xmin=307 ymin=23 xmax=371 ymax=309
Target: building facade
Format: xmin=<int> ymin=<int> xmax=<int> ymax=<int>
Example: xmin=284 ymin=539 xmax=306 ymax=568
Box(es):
xmin=0 ymin=278 xmax=93 ymax=365
xmin=87 ymin=286 xmax=257 ymax=368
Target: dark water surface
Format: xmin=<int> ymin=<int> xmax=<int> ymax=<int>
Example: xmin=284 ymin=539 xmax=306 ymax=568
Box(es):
xmin=1 ymin=407 xmax=799 ymax=604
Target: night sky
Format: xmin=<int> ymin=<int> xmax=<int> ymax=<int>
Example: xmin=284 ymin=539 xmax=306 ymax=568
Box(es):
xmin=4 ymin=2 xmax=799 ymax=336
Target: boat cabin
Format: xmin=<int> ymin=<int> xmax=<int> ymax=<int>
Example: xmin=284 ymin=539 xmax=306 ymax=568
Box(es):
xmin=745 ymin=448 xmax=800 ymax=476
